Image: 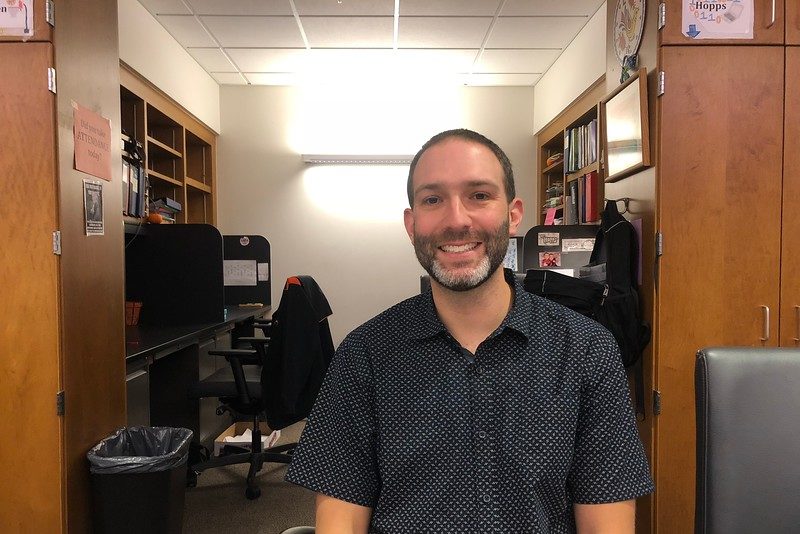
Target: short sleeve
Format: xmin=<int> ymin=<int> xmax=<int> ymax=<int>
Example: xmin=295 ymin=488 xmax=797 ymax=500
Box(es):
xmin=285 ymin=329 xmax=379 ymax=507
xmin=567 ymin=328 xmax=654 ymax=503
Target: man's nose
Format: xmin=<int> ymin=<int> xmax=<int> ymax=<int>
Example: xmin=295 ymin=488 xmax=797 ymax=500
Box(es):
xmin=442 ymin=198 xmax=471 ymax=229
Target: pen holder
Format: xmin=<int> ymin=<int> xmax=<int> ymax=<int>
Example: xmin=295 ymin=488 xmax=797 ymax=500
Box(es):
xmin=125 ymin=301 xmax=142 ymax=326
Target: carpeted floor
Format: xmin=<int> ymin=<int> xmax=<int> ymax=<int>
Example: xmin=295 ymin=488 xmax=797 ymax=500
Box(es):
xmin=183 ymin=421 xmax=316 ymax=534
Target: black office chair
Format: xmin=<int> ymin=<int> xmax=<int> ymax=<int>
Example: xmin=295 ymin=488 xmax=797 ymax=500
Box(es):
xmin=695 ymin=347 xmax=800 ymax=533
xmin=190 ymin=275 xmax=335 ymax=500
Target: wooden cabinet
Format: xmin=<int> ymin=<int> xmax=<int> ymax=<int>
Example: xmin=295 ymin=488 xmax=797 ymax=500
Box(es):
xmin=780 ymin=46 xmax=800 ymax=346
xmin=120 ymin=65 xmax=216 ymax=225
xmin=789 ymin=2 xmax=800 ymax=44
xmin=535 ymin=78 xmax=606 ymax=225
xmin=661 ymin=0 xmax=786 ymax=44
xmin=654 ymin=45 xmax=790 ymax=533
xmin=1 ymin=3 xmax=125 ymax=533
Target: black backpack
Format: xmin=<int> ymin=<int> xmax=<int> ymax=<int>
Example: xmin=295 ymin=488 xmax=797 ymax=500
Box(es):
xmin=524 ymin=201 xmax=651 ymax=415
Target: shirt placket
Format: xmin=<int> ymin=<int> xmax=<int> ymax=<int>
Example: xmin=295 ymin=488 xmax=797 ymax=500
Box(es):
xmin=470 ymin=342 xmax=499 ymax=531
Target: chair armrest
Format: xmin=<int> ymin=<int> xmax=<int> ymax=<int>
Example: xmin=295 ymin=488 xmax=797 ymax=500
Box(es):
xmin=237 ymin=336 xmax=270 ymax=345
xmin=208 ymin=348 xmax=260 ymax=365
xmin=208 ymin=348 xmax=259 ymax=404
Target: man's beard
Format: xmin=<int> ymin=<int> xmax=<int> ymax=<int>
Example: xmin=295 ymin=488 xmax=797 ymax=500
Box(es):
xmin=414 ymin=220 xmax=510 ymax=292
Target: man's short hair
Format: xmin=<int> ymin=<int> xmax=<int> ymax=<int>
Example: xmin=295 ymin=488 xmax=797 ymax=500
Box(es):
xmin=406 ymin=128 xmax=515 ymax=206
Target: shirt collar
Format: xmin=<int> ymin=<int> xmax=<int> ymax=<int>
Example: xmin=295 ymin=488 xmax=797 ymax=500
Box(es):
xmin=408 ymin=269 xmax=534 ymax=342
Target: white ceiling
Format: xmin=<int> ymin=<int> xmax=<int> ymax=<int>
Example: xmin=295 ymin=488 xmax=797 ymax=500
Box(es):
xmin=136 ymin=0 xmax=605 ymax=87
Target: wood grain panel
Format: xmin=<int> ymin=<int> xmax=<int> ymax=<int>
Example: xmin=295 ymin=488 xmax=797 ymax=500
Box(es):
xmin=54 ymin=2 xmax=126 ymax=532
xmin=781 ymin=47 xmax=800 ymax=346
xmin=655 ymin=46 xmax=784 ymax=534
xmin=660 ymin=0 xmax=785 ymax=45
xmin=0 ymin=42 xmax=63 ymax=534
xmin=787 ymin=1 xmax=800 ymax=44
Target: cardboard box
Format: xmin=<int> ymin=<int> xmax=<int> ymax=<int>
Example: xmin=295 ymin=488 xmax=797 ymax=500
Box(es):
xmin=213 ymin=422 xmax=280 ymax=456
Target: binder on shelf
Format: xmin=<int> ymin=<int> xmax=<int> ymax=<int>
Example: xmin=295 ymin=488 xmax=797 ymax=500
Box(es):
xmin=122 ymin=160 xmax=130 ymax=215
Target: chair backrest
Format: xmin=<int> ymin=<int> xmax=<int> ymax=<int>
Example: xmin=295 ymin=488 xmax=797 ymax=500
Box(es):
xmin=695 ymin=347 xmax=800 ymax=534
xmin=261 ymin=276 xmax=334 ymax=430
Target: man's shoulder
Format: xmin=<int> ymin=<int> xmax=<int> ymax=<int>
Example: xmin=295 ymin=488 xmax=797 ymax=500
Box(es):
xmin=346 ymin=292 xmax=427 ymax=342
xmin=519 ymin=289 xmax=612 ymax=341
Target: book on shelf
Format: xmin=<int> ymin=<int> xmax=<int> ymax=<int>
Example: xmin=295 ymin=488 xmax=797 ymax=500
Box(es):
xmin=122 ymin=160 xmax=130 ymax=215
xmin=151 ymin=196 xmax=182 ymax=212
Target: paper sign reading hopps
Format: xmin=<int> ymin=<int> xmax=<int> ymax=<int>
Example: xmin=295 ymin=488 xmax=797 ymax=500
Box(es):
xmin=683 ymin=0 xmax=753 ymax=39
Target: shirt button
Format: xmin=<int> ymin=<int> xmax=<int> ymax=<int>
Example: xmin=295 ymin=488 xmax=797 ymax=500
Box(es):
xmin=477 ymin=430 xmax=487 ymax=439
xmin=482 ymin=494 xmax=491 ymax=504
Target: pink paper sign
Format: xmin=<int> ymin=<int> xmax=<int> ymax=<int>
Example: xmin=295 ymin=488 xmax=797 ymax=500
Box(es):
xmin=73 ymin=102 xmax=112 ymax=181
xmin=544 ymin=207 xmax=557 ymax=225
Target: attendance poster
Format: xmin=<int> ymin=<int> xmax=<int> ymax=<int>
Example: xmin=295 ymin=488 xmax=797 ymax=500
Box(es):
xmin=683 ymin=0 xmax=753 ymax=39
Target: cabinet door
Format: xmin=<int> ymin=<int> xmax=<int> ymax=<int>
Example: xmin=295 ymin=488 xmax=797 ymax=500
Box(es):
xmin=781 ymin=46 xmax=800 ymax=346
xmin=655 ymin=46 xmax=784 ymax=534
xmin=0 ymin=42 xmax=63 ymax=533
xmin=788 ymin=1 xmax=800 ymax=44
xmin=661 ymin=0 xmax=785 ymax=44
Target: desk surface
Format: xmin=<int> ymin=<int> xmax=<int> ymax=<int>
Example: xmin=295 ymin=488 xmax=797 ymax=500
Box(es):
xmin=125 ymin=305 xmax=271 ymax=361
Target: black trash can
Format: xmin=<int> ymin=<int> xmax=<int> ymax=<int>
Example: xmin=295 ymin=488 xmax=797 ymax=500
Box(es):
xmin=87 ymin=426 xmax=193 ymax=534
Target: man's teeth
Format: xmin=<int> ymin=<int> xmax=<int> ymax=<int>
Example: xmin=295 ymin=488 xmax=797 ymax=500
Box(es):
xmin=440 ymin=243 xmax=478 ymax=253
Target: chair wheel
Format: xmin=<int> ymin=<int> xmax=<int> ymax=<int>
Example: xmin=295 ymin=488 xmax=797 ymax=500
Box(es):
xmin=246 ymin=486 xmax=261 ymax=500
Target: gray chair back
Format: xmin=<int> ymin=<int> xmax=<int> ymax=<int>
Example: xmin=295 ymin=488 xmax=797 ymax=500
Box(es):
xmin=695 ymin=347 xmax=800 ymax=534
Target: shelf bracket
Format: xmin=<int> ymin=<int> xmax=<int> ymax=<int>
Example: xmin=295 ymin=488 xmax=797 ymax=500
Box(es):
xmin=658 ymin=2 xmax=665 ymax=30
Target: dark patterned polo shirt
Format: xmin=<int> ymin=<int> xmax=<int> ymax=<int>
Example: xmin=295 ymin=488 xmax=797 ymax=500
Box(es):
xmin=286 ymin=269 xmax=654 ymax=533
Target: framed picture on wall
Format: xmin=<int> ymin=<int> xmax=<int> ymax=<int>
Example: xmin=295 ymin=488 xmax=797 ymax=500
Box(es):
xmin=602 ymin=67 xmax=651 ymax=182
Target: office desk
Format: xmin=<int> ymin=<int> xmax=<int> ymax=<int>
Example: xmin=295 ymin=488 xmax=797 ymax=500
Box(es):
xmin=124 ymin=305 xmax=271 ymax=446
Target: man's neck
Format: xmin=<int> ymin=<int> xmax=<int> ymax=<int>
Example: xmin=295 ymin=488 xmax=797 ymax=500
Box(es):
xmin=430 ymin=269 xmax=512 ymax=354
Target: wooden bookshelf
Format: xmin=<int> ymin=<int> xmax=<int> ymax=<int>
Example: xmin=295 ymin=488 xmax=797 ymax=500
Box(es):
xmin=119 ymin=63 xmax=216 ymax=225
xmin=536 ymin=77 xmax=606 ymax=225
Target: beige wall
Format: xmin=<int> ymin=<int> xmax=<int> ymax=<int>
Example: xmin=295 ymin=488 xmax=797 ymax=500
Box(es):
xmin=217 ymin=85 xmax=536 ymax=344
xmin=118 ymin=0 xmax=220 ymax=132
xmin=533 ymin=2 xmax=607 ymax=134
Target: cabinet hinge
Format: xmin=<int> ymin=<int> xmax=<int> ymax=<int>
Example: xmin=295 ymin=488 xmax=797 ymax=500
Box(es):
xmin=653 ymin=390 xmax=662 ymax=415
xmin=655 ymin=231 xmax=663 ymax=257
xmin=657 ymin=71 xmax=665 ymax=96
xmin=52 ymin=230 xmax=62 ymax=255
xmin=46 ymin=0 xmax=55 ymax=26
xmin=47 ymin=67 xmax=56 ymax=94
xmin=658 ymin=2 xmax=666 ymax=30
xmin=56 ymin=391 xmax=65 ymax=416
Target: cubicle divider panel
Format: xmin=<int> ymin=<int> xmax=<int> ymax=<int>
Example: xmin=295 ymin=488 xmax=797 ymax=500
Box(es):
xmin=522 ymin=224 xmax=599 ymax=274
xmin=223 ymin=235 xmax=271 ymax=306
xmin=125 ymin=224 xmax=225 ymax=325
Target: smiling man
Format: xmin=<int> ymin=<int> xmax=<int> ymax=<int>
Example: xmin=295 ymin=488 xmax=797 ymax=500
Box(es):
xmin=286 ymin=129 xmax=653 ymax=533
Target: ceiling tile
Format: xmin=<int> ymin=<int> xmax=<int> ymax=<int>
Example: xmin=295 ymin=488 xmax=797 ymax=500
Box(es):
xmin=244 ymin=72 xmax=298 ymax=85
xmin=294 ymin=0 xmax=395 ymax=16
xmin=138 ymin=0 xmax=190 ymax=15
xmin=211 ymin=72 xmax=247 ymax=85
xmin=462 ymin=73 xmax=541 ymax=86
xmin=186 ymin=0 xmax=293 ymax=15
xmin=475 ymin=49 xmax=560 ymax=73
xmin=157 ymin=15 xmax=217 ymax=47
xmin=399 ymin=0 xmax=503 ymax=16
xmin=398 ymin=17 xmax=492 ymax=48
xmin=226 ymin=49 xmax=309 ymax=72
xmin=302 ymin=17 xmax=394 ymax=48
xmin=187 ymin=48 xmax=236 ymax=72
xmin=501 ymin=0 xmax=604 ymax=17
xmin=201 ymin=16 xmax=305 ymax=47
xmin=488 ymin=16 xmax=587 ymax=48
xmin=393 ymin=49 xmax=478 ymax=72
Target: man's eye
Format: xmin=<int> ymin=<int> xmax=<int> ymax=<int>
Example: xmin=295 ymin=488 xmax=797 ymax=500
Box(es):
xmin=422 ymin=197 xmax=440 ymax=205
xmin=473 ymin=192 xmax=490 ymax=200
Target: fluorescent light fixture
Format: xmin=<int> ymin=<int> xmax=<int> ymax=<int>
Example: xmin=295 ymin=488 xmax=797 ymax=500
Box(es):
xmin=302 ymin=154 xmax=414 ymax=165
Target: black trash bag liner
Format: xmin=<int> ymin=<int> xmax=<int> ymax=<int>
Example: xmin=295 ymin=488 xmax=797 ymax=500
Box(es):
xmin=87 ymin=426 xmax=193 ymax=474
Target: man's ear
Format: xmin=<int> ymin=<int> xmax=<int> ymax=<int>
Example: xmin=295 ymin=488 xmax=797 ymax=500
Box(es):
xmin=508 ymin=198 xmax=523 ymax=235
xmin=403 ymin=208 xmax=415 ymax=242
